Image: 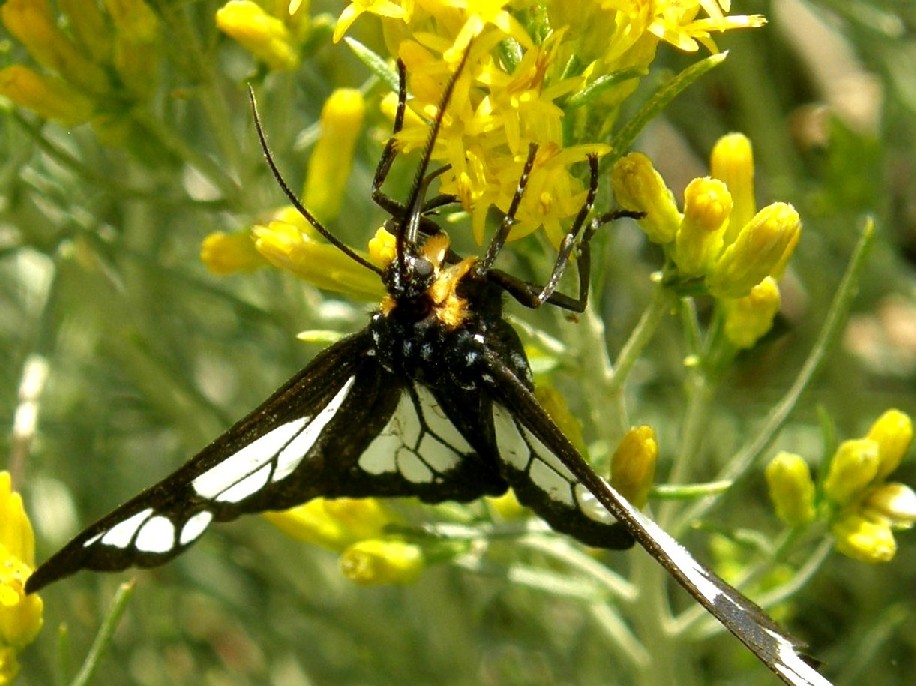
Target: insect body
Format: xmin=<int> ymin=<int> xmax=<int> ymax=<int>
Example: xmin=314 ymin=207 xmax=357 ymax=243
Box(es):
xmin=26 ymin=49 xmax=831 ymax=686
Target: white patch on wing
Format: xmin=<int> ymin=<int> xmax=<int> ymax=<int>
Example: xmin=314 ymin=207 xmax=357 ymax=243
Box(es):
xmin=770 ymin=630 xmax=833 ymax=686
xmin=493 ymin=404 xmax=577 ymax=508
xmin=217 ymin=463 xmax=271 ymax=503
xmin=192 ymin=419 xmax=306 ymax=499
xmin=395 ymin=449 xmax=434 ymax=483
xmin=135 ymin=515 xmax=175 ymax=554
xmin=192 ymin=376 xmax=356 ymax=502
xmin=575 ymin=484 xmax=614 ymax=523
xmin=100 ymin=508 xmax=153 ymax=549
xmin=529 ymin=459 xmax=573 ymax=506
xmin=179 ymin=511 xmax=213 ymax=546
xmin=610 ymin=486 xmax=725 ymax=606
xmin=272 ymin=376 xmax=355 ymax=482
xmin=358 ymin=385 xmax=468 ymax=482
xmin=492 ymin=404 xmax=527 ymax=469
xmin=414 ymin=386 xmax=472 ymax=470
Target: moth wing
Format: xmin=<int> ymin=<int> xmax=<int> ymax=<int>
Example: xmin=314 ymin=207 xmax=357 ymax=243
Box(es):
xmin=481 ymin=352 xmax=830 ymax=686
xmin=27 ymin=333 xmax=509 ymax=593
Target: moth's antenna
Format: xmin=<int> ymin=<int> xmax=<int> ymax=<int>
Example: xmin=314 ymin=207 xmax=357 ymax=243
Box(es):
xmin=248 ymin=86 xmax=384 ymax=276
xmin=396 ymin=45 xmax=474 ymax=268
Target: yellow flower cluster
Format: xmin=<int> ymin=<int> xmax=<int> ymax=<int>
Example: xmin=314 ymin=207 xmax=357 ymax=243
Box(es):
xmin=0 ymin=473 xmax=43 ymax=686
xmin=612 ymin=133 xmax=799 ymax=349
xmin=208 ymin=1 xmax=766 ymax=291
xmin=330 ymin=0 xmax=763 ymax=248
xmin=0 ymin=0 xmax=160 ymax=138
xmin=766 ymin=410 xmax=916 ymax=564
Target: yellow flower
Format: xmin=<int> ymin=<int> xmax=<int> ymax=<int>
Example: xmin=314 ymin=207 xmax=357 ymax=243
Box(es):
xmin=0 ymin=472 xmax=43 ymax=678
xmin=252 ymin=213 xmax=386 ymax=301
xmin=705 ymin=202 xmax=801 ymax=299
xmin=831 ymin=512 xmax=896 ymax=564
xmin=817 ymin=410 xmax=914 ymax=563
xmin=1 ymin=0 xmax=162 ymax=140
xmin=1 ymin=0 xmax=109 ymax=95
xmin=646 ymin=1 xmax=766 ymax=53
xmin=863 ymin=484 xmax=916 ymax=530
xmin=610 ymin=426 xmax=658 ymax=509
xmin=216 ymin=1 xmax=299 ymax=71
xmin=722 ymin=277 xmax=781 ymax=349
xmin=263 ymin=498 xmax=397 ymax=552
xmin=765 ymin=451 xmax=816 ymax=527
xmin=339 ymin=539 xmax=425 ymax=584
xmin=0 ymin=65 xmax=94 ymax=126
xmin=304 ymin=88 xmax=366 ymax=222
xmin=611 ymin=153 xmax=682 ymax=245
xmin=333 ymin=0 xmax=408 ymax=43
xmin=200 ymin=230 xmax=268 ymax=275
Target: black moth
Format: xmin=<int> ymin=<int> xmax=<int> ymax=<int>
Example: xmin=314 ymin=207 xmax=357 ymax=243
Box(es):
xmin=27 ymin=48 xmax=830 ymax=686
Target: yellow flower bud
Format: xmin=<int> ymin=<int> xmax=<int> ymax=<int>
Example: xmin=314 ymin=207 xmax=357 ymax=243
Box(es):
xmin=339 ymin=539 xmax=425 ymax=585
xmin=253 ymin=219 xmax=385 ymax=300
xmin=722 ymin=277 xmax=781 ymax=349
xmin=611 ymin=153 xmax=681 ymax=244
xmin=1 ymin=0 xmax=109 ymax=95
xmin=824 ymin=438 xmax=880 ymax=505
xmin=216 ymin=0 xmax=299 ymax=71
xmin=263 ymin=498 xmax=396 ymax=552
xmin=863 ymin=483 xmax=916 ymax=529
xmin=534 ymin=386 xmax=586 ymax=456
xmin=706 ymin=202 xmax=800 ymax=299
xmin=200 ymin=230 xmax=266 ymax=275
xmin=765 ymin=451 xmax=816 ymax=526
xmin=831 ymin=512 xmax=896 ymax=564
xmin=710 ymin=133 xmax=756 ymax=239
xmin=304 ymin=88 xmax=366 ymax=221
xmin=610 ymin=426 xmax=658 ymax=509
xmin=865 ymin=409 xmax=913 ymax=481
xmin=0 ymin=65 xmax=94 ymax=126
xmin=674 ymin=177 xmax=731 ymax=276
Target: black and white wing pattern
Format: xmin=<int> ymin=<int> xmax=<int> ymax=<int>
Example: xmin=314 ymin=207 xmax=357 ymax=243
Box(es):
xmin=478 ymin=349 xmax=831 ymax=686
xmin=25 ymin=332 xmax=507 ymax=593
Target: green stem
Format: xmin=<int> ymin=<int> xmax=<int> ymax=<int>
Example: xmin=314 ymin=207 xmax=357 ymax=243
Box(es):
xmin=68 ymin=581 xmax=135 ymax=686
xmin=673 ymin=219 xmax=876 ymax=535
xmin=610 ymin=277 xmax=673 ymax=394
